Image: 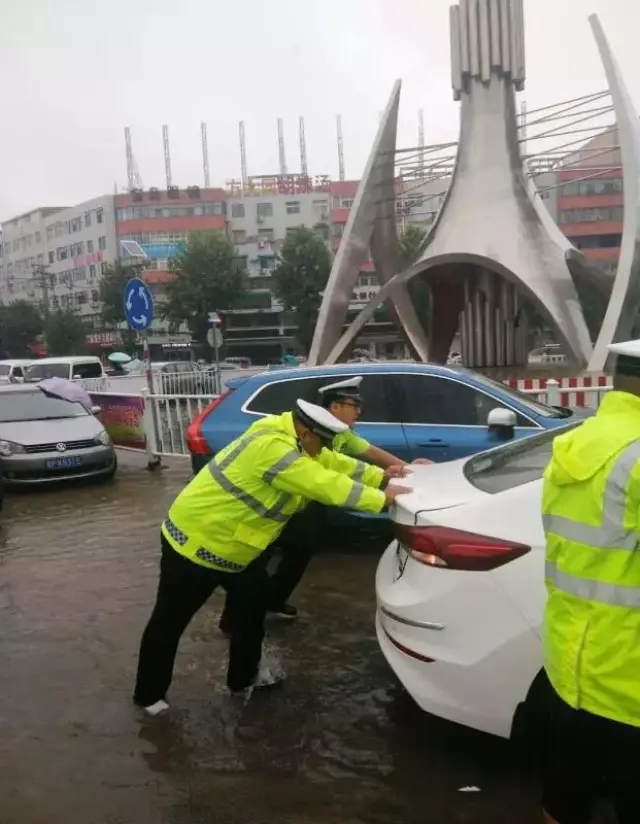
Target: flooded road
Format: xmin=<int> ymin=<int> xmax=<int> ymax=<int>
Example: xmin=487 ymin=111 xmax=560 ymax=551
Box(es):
xmin=0 ymin=453 xmax=543 ymax=824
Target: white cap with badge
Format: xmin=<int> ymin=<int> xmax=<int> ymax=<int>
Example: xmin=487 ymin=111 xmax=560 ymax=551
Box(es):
xmin=294 ymin=399 xmax=348 ymax=444
xmin=317 ymin=375 xmax=363 ymax=407
xmin=608 ymin=339 xmax=640 ymax=377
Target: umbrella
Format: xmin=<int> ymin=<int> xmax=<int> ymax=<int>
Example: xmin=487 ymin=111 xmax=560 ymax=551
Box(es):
xmin=38 ymin=377 xmax=93 ymax=410
xmin=108 ymin=352 xmax=132 ymax=364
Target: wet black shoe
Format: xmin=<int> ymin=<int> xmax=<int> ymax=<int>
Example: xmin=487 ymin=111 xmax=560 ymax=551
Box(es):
xmin=268 ymin=603 xmax=298 ymax=620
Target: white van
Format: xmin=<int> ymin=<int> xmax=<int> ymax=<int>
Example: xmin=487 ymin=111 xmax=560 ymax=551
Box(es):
xmin=0 ymin=359 xmax=33 ymax=384
xmin=24 ymin=356 xmax=106 ymax=383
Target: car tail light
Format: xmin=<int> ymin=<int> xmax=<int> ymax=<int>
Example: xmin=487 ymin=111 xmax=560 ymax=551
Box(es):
xmin=395 ymin=524 xmax=530 ymax=571
xmin=186 ymin=391 xmax=233 ymax=456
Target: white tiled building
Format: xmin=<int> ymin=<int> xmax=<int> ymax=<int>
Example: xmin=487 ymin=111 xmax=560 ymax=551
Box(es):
xmin=42 ymin=195 xmax=118 ymax=327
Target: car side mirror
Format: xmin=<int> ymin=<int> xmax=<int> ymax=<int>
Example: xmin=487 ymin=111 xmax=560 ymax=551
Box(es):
xmin=90 ymin=405 xmax=102 ymax=416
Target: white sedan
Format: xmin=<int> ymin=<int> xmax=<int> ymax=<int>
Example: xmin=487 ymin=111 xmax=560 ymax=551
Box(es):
xmin=376 ymin=422 xmax=579 ymax=739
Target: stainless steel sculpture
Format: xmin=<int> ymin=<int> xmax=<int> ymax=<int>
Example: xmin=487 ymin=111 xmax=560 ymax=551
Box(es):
xmin=588 ymin=14 xmax=640 ymax=372
xmin=311 ymin=0 xmax=609 ymax=369
xmin=308 ymin=83 xmax=430 ymax=366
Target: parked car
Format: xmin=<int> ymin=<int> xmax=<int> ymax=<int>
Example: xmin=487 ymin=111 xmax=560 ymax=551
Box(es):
xmin=375 ymin=421 xmax=583 ymax=739
xmin=0 ymin=359 xmax=33 ymax=384
xmin=24 ymin=356 xmax=106 ymax=383
xmin=152 ymin=361 xmax=203 ymax=395
xmin=186 ymin=363 xmax=591 ymax=526
xmin=0 ymin=384 xmax=117 ymax=485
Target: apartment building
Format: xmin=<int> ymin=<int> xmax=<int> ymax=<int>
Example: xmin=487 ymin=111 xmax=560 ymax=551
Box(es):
xmin=115 ymin=185 xmax=227 ymax=350
xmin=43 ymin=195 xmax=118 ymax=329
xmin=555 ymin=129 xmax=622 ymax=275
xmin=0 ymin=206 xmax=65 ymax=304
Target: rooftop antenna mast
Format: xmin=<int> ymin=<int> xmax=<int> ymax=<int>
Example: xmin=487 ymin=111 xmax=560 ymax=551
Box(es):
xmin=299 ymin=116 xmax=308 ymax=176
xmin=418 ymin=108 xmax=425 ymax=179
xmin=239 ymin=120 xmax=248 ymax=192
xmin=201 ymin=122 xmax=210 ymax=187
xmin=277 ymin=118 xmax=288 ymax=175
xmin=336 ymin=114 xmax=345 ymax=180
xmin=162 ymin=124 xmax=173 ymax=188
xmin=124 ymin=126 xmax=142 ymax=191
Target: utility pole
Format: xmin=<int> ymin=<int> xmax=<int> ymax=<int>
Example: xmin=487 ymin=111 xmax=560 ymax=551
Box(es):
xmin=32 ymin=265 xmax=54 ymax=318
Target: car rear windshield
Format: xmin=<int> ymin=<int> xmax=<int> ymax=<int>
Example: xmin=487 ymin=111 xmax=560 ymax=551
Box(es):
xmin=464 ymin=421 xmax=583 ymax=494
xmin=25 ymin=363 xmax=70 ymax=381
xmin=0 ymin=392 xmax=88 ymax=422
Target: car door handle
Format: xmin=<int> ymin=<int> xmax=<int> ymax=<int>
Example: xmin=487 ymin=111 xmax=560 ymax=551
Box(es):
xmin=418 ymin=439 xmax=449 ymax=447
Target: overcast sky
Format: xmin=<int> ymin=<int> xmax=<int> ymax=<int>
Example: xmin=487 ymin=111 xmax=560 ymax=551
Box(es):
xmin=0 ymin=0 xmax=636 ymax=221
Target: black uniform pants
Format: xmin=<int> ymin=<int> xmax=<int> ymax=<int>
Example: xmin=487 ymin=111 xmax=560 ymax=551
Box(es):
xmin=220 ymin=503 xmax=324 ymax=629
xmin=133 ymin=534 xmax=270 ymax=705
xmin=523 ymin=668 xmax=639 ymax=824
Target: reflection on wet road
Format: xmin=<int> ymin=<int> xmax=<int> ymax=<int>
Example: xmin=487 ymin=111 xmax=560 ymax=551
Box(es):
xmin=1 ymin=453 xmax=541 ymax=824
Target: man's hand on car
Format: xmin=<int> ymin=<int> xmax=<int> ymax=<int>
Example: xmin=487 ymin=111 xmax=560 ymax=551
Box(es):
xmin=383 ymin=465 xmax=408 ymax=480
xmin=384 ymin=484 xmax=413 ymax=504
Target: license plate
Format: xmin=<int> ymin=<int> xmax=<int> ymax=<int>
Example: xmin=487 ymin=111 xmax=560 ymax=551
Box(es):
xmin=45 ymin=456 xmax=83 ymax=470
xmin=395 ymin=542 xmax=409 ymax=581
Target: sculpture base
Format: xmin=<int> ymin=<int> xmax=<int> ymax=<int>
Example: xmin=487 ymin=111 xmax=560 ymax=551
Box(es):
xmin=459 ymin=272 xmax=530 ymax=368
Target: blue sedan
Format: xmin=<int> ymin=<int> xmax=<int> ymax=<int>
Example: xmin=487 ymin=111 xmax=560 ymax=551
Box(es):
xmin=187 ymin=362 xmax=588 ymax=525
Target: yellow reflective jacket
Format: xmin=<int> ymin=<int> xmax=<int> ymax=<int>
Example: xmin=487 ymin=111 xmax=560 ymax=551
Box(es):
xmin=542 ymin=390 xmax=640 ymax=727
xmin=162 ymin=411 xmax=386 ymax=573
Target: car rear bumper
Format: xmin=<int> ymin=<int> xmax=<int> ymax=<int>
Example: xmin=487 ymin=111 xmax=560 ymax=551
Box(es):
xmin=1 ymin=446 xmax=116 ymax=485
xmin=375 ymin=541 xmax=540 ymax=739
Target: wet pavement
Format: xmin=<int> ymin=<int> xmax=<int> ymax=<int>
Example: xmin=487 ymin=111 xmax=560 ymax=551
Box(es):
xmin=0 ymin=453 xmax=545 ymax=824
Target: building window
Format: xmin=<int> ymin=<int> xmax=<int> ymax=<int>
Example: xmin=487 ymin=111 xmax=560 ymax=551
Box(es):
xmin=236 ymin=255 xmax=248 ymax=270
xmin=96 ymin=208 xmax=104 ymax=224
xmin=258 ymin=228 xmax=274 ymax=241
xmin=48 ymin=251 xmax=55 ymax=264
xmin=232 ymin=229 xmax=247 ymax=243
xmin=558 ymin=206 xmax=624 ymax=224
xmin=35 ymin=232 xmax=41 ymax=243
xmin=257 ymin=202 xmax=273 ymax=218
xmin=566 ymin=233 xmax=623 ymax=249
xmin=84 ymin=211 xmax=92 ymax=227
xmin=87 ymin=239 xmax=94 ymax=253
xmin=57 ymin=246 xmax=69 ymax=261
xmin=89 ymin=264 xmax=97 ymax=279
xmin=559 ymin=178 xmax=623 ymax=196
xmin=231 ymin=203 xmax=245 ymax=218
xmin=285 ymin=201 xmax=301 ymax=215
xmin=98 ymin=236 xmax=107 ymax=251
xmin=70 ymin=217 xmax=82 ymax=232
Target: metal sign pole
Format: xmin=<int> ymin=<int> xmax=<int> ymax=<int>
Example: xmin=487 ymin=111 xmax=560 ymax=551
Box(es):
xmin=124 ymin=276 xmax=160 ymax=469
xmin=213 ymin=326 xmax=221 ymax=395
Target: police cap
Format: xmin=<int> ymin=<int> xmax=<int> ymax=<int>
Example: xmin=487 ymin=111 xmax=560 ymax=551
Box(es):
xmin=317 ymin=375 xmax=363 ymax=408
xmin=608 ymin=339 xmax=640 ymax=378
xmin=294 ymin=399 xmax=348 ymax=445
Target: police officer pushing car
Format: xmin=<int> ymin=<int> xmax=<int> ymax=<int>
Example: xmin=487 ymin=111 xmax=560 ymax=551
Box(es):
xmin=134 ymin=398 xmax=411 ymax=715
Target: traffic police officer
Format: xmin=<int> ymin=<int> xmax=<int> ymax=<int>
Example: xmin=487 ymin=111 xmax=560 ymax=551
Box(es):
xmin=525 ymin=339 xmax=640 ymax=823
xmin=243 ymin=375 xmax=429 ymax=620
xmin=134 ymin=399 xmax=410 ymax=715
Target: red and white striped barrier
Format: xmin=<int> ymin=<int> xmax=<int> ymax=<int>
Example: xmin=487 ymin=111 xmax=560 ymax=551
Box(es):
xmin=506 ymin=374 xmax=611 ymax=408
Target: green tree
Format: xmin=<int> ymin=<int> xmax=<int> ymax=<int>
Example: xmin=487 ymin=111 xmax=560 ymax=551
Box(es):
xmin=0 ymin=300 xmax=44 ymax=357
xmin=272 ymin=226 xmax=332 ymax=353
xmin=399 ymin=224 xmax=431 ymax=335
xmin=99 ymin=260 xmax=142 ymax=353
xmin=44 ymin=310 xmax=88 ymax=356
xmin=161 ymin=230 xmax=246 ymax=350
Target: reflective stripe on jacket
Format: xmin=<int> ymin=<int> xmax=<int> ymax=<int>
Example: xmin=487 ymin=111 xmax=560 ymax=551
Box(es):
xmin=542 ymin=390 xmax=640 ymax=727
xmin=162 ymin=411 xmax=386 ymax=572
xmin=249 ymin=412 xmax=381 ymax=486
